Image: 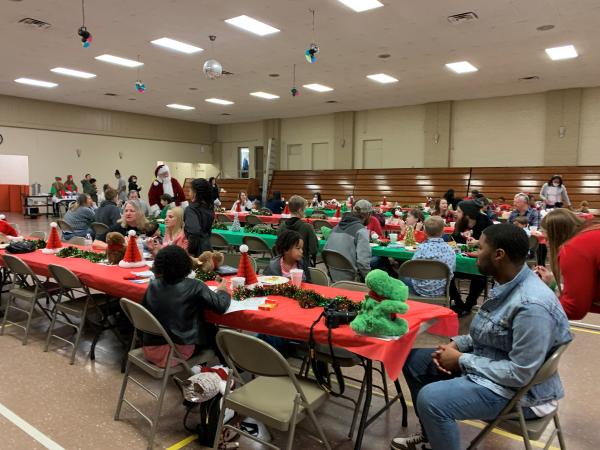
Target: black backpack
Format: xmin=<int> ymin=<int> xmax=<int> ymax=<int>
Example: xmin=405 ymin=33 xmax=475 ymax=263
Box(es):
xmin=183 ymin=394 xmax=223 ymax=447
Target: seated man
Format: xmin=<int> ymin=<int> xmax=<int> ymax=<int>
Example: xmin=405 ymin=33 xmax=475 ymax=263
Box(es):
xmin=391 ymin=224 xmax=572 ymax=450
xmin=402 ymin=216 xmax=455 ymax=297
xmin=323 ymin=199 xmax=372 ymax=282
xmin=509 ymin=193 xmax=540 ymax=228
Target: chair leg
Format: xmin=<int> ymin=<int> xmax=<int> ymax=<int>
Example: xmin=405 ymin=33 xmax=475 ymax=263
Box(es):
xmin=114 ymin=360 xmax=131 ymax=421
xmin=0 ymin=295 xmax=13 ymax=334
xmin=394 ymin=379 xmax=408 ymax=428
xmin=43 ymin=303 xmax=60 ymax=352
xmin=22 ymin=300 xmax=37 ymax=345
xmin=147 ymin=366 xmax=172 ymax=449
xmin=379 ymin=362 xmax=389 ymax=404
xmin=305 ymin=401 xmax=331 ymax=450
xmin=285 ymin=394 xmax=301 ymax=450
xmin=348 ymin=365 xmax=367 ymax=439
xmin=69 ymin=313 xmax=86 ymax=365
xmin=518 ymin=409 xmax=533 ymax=450
xmin=212 ymin=377 xmax=234 ymax=450
xmin=554 ymin=413 xmax=566 ymax=450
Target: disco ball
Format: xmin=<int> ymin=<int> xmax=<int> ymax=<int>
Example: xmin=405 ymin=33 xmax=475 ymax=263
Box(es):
xmin=203 ymin=59 xmax=223 ymax=79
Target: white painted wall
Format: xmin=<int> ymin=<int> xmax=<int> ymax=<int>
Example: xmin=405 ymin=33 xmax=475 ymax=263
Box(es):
xmin=280 ymin=114 xmax=335 ymax=170
xmin=0 ymin=126 xmax=215 ymax=198
xmin=579 ymin=87 xmax=600 ymax=165
xmin=451 ymin=94 xmax=546 ymax=167
xmin=354 ymin=105 xmax=426 ymax=168
xmin=217 ymin=121 xmax=264 ymax=178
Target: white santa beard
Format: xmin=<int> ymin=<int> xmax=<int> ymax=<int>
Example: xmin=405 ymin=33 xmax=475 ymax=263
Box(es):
xmin=162 ymin=179 xmax=174 ymax=197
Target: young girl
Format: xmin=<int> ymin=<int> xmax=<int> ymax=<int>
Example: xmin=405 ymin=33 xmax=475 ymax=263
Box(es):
xmin=399 ymin=208 xmax=427 ymax=243
xmin=433 ymin=198 xmax=455 ymax=224
xmin=264 ymin=230 xmax=311 ymax=282
xmin=231 ymin=191 xmax=253 ymax=212
xmin=311 ymin=192 xmax=325 ymax=208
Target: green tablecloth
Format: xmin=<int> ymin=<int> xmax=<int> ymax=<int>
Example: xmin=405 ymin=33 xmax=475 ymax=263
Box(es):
xmin=213 ymin=228 xmax=478 ymax=276
xmin=371 ymin=246 xmax=479 ymax=276
xmin=304 ymin=208 xmax=337 ymax=217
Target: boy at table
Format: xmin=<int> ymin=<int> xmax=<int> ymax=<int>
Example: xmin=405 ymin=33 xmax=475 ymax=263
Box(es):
xmin=391 ymin=224 xmax=571 ymax=450
xmin=277 ymin=195 xmax=318 ymax=269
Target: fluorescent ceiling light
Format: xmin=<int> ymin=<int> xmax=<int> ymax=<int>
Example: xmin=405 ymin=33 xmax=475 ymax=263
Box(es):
xmin=14 ymin=78 xmax=57 ymax=88
xmin=50 ymin=67 xmax=96 ymax=79
xmin=150 ymin=37 xmax=203 ymax=54
xmin=545 ymin=45 xmax=578 ymax=60
xmin=337 ymin=0 xmax=384 ymax=12
xmin=95 ymin=54 xmax=143 ymax=67
xmin=205 ymin=98 xmax=235 ymax=105
xmin=250 ymin=91 xmax=280 ymax=100
xmin=367 ymin=73 xmax=398 ymax=84
xmin=445 ymin=61 xmax=478 ymax=73
xmin=166 ymin=104 xmax=195 ymax=110
xmin=303 ymin=83 xmax=334 ymax=92
xmin=225 ymin=15 xmax=280 ymax=36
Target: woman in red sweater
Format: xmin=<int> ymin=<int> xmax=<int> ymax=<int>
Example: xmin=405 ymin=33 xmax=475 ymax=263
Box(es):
xmin=535 ymin=209 xmax=600 ymax=319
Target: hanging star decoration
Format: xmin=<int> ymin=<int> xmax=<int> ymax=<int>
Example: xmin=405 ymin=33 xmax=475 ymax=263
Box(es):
xmin=305 ymin=43 xmax=319 ymax=63
xmin=291 ymin=64 xmax=299 ymax=97
xmin=291 ymin=87 xmax=299 ymax=97
xmin=78 ymin=26 xmax=92 ymax=48
xmin=135 ymin=80 xmax=145 ymax=93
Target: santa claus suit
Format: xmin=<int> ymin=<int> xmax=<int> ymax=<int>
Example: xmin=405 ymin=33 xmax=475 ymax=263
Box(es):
xmin=148 ymin=164 xmax=187 ymax=208
xmin=0 ymin=215 xmax=18 ymax=237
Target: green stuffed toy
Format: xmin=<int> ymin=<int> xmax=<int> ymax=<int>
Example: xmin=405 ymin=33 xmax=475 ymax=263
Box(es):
xmin=350 ymin=269 xmax=410 ymax=337
xmin=320 ymin=226 xmax=332 ymax=239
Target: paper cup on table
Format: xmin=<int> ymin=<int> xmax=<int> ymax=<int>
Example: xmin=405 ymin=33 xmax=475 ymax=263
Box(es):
xmin=290 ymin=269 xmax=303 ymax=287
xmin=231 ymin=277 xmax=245 ymax=290
xmin=389 ymin=233 xmax=398 ymax=243
xmin=530 ymin=226 xmax=538 ymax=232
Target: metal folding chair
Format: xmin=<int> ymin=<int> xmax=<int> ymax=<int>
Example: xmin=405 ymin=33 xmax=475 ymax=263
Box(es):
xmin=308 ymin=267 xmax=329 ymax=286
xmin=29 ymin=231 xmax=47 ymax=240
xmin=91 ymin=222 xmax=110 ymax=238
xmin=398 ymin=259 xmax=452 ymax=307
xmin=242 ymin=235 xmax=274 ymax=272
xmin=56 ymin=219 xmax=74 ymax=233
xmin=322 ymin=249 xmax=359 ymax=282
xmin=210 ymin=233 xmax=231 ymax=252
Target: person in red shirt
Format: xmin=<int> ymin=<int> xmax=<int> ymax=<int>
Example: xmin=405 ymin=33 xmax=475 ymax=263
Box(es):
xmin=399 ymin=209 xmax=427 ymax=243
xmin=535 ymin=209 xmax=600 ymax=319
xmin=367 ymin=214 xmax=384 ymax=237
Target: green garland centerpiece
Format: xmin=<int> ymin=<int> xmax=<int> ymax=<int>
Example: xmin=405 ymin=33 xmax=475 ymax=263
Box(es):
xmin=56 ymin=246 xmax=105 ymax=263
xmin=194 ymin=267 xmax=219 ymax=282
xmin=31 ymin=239 xmax=47 ymax=250
xmin=212 ymin=222 xmax=228 ymax=231
xmin=233 ymin=283 xmax=361 ymax=311
xmin=244 ymin=225 xmax=277 ymax=235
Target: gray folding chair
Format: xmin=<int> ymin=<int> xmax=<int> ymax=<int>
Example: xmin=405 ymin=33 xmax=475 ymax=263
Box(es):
xmin=468 ymin=343 xmax=571 ymax=450
xmin=91 ymin=222 xmax=110 ymax=237
xmin=308 ymin=267 xmax=329 ymax=287
xmin=330 ymin=280 xmax=369 ymax=292
xmin=223 ymin=253 xmax=257 ymax=272
xmin=44 ymin=264 xmax=114 ymax=364
xmin=242 ymin=235 xmax=274 ymax=272
xmin=29 ymin=231 xmax=47 ymax=240
xmin=67 ymin=236 xmax=87 ymax=245
xmin=312 ymin=219 xmax=333 ymax=232
xmin=56 ymin=219 xmax=74 ymax=233
xmin=397 ymin=259 xmax=452 ymax=307
xmin=210 ymin=233 xmax=231 ymax=252
xmin=309 ymin=211 xmax=327 ymax=219
xmin=216 ymin=213 xmax=231 ymax=223
xmin=214 ymin=329 xmax=331 ymax=450
xmin=0 ymin=254 xmax=59 ymax=345
xmin=527 ymin=235 xmax=539 ymax=268
xmin=322 ymin=249 xmax=359 ymax=282
xmin=245 ymin=214 xmax=265 ymax=226
xmin=115 ymin=299 xmax=216 ymax=450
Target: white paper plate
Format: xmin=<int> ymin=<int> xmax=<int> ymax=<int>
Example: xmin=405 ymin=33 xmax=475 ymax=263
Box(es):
xmin=258 ymin=275 xmax=289 ymax=285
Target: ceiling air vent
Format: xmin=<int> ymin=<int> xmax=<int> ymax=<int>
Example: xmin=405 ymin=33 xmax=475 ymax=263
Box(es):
xmin=447 ymin=12 xmax=479 ymax=24
xmin=18 ymin=17 xmax=51 ymax=29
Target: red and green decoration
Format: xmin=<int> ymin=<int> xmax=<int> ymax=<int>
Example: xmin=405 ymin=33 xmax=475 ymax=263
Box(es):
xmin=233 ymin=283 xmax=360 ymax=311
xmin=212 ymin=223 xmax=228 ymax=231
xmin=194 ymin=268 xmax=218 ymax=282
xmin=244 ymin=225 xmax=277 ymax=235
xmin=56 ymin=246 xmax=105 ymax=263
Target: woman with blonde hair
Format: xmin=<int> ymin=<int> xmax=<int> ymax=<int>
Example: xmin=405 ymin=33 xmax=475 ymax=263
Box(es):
xmin=94 ymin=200 xmax=149 ymax=247
xmin=147 ymin=207 xmax=188 ymax=256
xmin=535 ymin=208 xmax=600 ymax=319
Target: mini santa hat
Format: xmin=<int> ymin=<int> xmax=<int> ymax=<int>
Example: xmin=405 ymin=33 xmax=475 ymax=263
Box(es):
xmin=236 ymin=245 xmax=258 ymax=287
xmin=282 ymin=202 xmax=290 ymax=215
xmin=154 ymin=164 xmax=170 ymax=177
xmin=119 ymin=230 xmax=146 ymax=268
xmin=42 ymin=222 xmax=63 ymax=254
xmin=394 ymin=209 xmax=402 ymax=217
xmin=382 ymin=196 xmax=387 ymax=206
xmin=334 ymin=205 xmax=341 ymax=218
xmin=235 ymin=201 xmax=242 ymax=212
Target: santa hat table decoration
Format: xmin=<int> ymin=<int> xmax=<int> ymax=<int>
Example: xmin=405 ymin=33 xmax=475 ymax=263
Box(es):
xmin=0 ymin=214 xmax=19 ymax=237
xmin=334 ymin=205 xmax=341 ymax=218
xmin=282 ymin=202 xmax=290 ymax=217
xmin=42 ymin=222 xmax=63 ymax=254
xmin=382 ymin=196 xmax=387 ymax=206
xmin=119 ymin=230 xmax=146 ymax=268
xmin=236 ymin=245 xmax=259 ymax=288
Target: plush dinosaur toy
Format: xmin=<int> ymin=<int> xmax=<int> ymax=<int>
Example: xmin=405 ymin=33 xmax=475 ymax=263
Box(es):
xmin=350 ymin=269 xmax=409 ymax=337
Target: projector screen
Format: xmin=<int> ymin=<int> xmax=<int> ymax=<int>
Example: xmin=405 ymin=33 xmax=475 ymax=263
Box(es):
xmin=0 ymin=155 xmax=29 ymax=185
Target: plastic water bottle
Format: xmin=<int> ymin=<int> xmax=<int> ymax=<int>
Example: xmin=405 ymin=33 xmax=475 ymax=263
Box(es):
xmin=84 ymin=233 xmax=93 ymax=247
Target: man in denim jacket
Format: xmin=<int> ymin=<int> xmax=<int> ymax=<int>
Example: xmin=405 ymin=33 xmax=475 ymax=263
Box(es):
xmin=392 ymin=224 xmax=572 ymax=450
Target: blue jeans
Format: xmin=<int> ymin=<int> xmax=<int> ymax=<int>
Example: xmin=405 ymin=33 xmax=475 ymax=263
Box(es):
xmin=404 ymin=348 xmax=511 ymax=450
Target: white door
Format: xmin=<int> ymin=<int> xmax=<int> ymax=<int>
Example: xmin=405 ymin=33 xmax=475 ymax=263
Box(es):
xmin=287 ymin=144 xmax=303 ymax=170
xmin=363 ymin=140 xmax=383 ymax=169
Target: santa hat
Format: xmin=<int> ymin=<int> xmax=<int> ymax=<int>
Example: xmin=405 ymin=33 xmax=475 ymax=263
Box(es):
xmin=42 ymin=222 xmax=63 ymax=254
xmin=154 ymin=164 xmax=170 ymax=177
xmin=0 ymin=215 xmax=18 ymax=238
xmin=235 ymin=201 xmax=242 ymax=213
xmin=382 ymin=196 xmax=387 ymax=206
xmin=334 ymin=205 xmax=341 ymax=218
xmin=119 ymin=230 xmax=146 ymax=268
xmin=236 ymin=245 xmax=258 ymax=287
xmin=394 ymin=209 xmax=402 ymax=217
xmin=282 ymin=202 xmax=290 ymax=215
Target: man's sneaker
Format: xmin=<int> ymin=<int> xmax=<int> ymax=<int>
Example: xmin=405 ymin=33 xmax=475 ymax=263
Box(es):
xmin=391 ymin=430 xmax=431 ymax=450
xmin=240 ymin=417 xmax=272 ymax=442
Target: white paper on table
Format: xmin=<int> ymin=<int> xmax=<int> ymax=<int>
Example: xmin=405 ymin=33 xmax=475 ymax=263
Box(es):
xmin=224 ymin=297 xmax=267 ymax=314
xmin=130 ymin=278 xmax=151 ymax=284
xmin=131 ymin=270 xmax=154 ymax=278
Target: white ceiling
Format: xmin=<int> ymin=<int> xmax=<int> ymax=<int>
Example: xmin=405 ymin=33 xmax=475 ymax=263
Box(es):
xmin=2 ymin=0 xmax=600 ymax=124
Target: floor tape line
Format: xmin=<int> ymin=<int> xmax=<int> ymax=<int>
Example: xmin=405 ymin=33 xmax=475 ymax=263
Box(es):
xmin=166 ymin=433 xmax=198 ymax=450
xmin=571 ymin=326 xmax=600 ymax=336
xmin=0 ymin=402 xmax=65 ymax=450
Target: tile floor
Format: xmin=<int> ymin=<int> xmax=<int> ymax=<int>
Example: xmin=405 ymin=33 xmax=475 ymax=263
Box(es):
xmin=0 ymin=212 xmax=598 ymax=450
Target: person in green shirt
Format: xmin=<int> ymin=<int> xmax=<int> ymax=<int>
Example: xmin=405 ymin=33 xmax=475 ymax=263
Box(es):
xmin=158 ymin=194 xmax=174 ymax=219
xmin=49 ymin=176 xmax=65 ymax=197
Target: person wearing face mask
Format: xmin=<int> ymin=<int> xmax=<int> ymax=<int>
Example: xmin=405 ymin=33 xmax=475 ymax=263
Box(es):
xmin=540 ymin=175 xmax=571 ymax=210
xmin=128 ymin=175 xmax=142 ymax=194
xmin=148 ymin=164 xmax=187 ymax=212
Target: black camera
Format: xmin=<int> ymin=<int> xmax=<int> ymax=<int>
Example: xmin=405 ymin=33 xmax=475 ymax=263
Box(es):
xmin=324 ymin=302 xmax=357 ymax=329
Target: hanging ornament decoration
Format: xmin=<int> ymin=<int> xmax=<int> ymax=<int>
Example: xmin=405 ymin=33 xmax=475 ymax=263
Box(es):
xmin=304 ymin=9 xmax=319 ymax=63
xmin=203 ymin=35 xmax=223 ymax=79
xmin=134 ymin=55 xmax=145 ymax=93
xmin=77 ymin=0 xmax=92 ymax=48
xmin=291 ymin=64 xmax=299 ymax=97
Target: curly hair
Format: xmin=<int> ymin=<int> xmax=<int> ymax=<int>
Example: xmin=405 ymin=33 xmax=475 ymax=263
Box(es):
xmin=152 ymin=245 xmax=192 ymax=284
xmin=274 ymin=229 xmax=302 ymax=257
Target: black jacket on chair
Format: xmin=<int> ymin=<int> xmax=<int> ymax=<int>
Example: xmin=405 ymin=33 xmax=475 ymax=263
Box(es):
xmin=184 ymin=202 xmax=215 ymax=256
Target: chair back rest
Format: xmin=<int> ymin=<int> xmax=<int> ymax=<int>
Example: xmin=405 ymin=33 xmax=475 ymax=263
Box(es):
xmin=91 ymin=222 xmax=109 ymax=236
xmin=68 ymin=237 xmax=87 ymax=246
xmin=398 ymin=259 xmax=450 ymax=281
xmin=223 ymin=253 xmax=257 ymax=272
xmin=216 ymin=213 xmax=231 ymax=223
xmin=56 ymin=219 xmax=74 ymax=232
xmin=29 ymin=231 xmax=47 ymax=240
xmin=331 ymin=280 xmax=369 ymax=292
xmin=308 ymin=267 xmax=329 ymax=286
xmin=210 ymin=233 xmax=229 ymax=248
xmin=8 ymin=223 xmax=19 ymax=233
xmin=310 ymin=212 xmax=327 ymax=219
xmin=48 ymin=264 xmax=84 ymax=290
xmin=242 ymin=236 xmax=272 ymax=255
xmin=216 ymin=329 xmax=291 ymax=377
xmin=322 ymin=249 xmax=355 ymax=272
xmin=119 ymin=299 xmax=175 ymax=345
xmin=245 ymin=215 xmax=263 ymax=226
xmin=2 ymin=254 xmax=36 ymax=279
xmin=313 ymin=219 xmax=333 ymax=231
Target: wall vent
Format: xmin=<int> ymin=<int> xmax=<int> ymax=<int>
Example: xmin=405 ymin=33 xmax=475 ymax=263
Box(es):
xmin=447 ymin=12 xmax=479 ymax=24
xmin=519 ymin=76 xmax=540 ymax=81
xmin=18 ymin=17 xmax=51 ymax=29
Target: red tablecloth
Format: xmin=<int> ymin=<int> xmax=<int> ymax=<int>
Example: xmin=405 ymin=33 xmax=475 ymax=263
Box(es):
xmin=578 ymin=212 xmax=594 ymax=221
xmin=0 ymin=249 xmax=458 ymax=380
